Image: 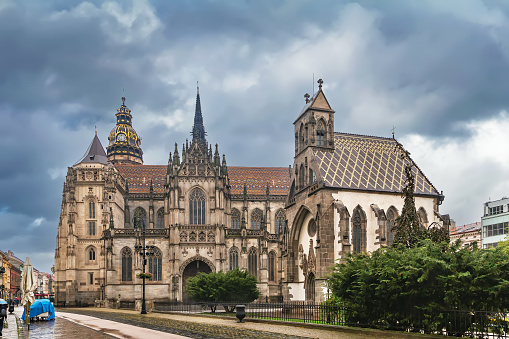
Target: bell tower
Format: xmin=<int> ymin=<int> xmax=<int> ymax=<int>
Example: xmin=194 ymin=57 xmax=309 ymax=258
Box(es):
xmin=106 ymin=96 xmax=143 ymax=165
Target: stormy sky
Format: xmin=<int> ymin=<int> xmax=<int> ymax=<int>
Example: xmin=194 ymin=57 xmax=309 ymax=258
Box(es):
xmin=1 ymin=0 xmax=509 ymax=273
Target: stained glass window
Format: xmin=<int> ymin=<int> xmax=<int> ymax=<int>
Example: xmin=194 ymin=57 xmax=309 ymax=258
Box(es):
xmin=88 ymin=247 xmax=96 ymax=261
xmin=148 ymin=247 xmax=162 ymax=281
xmin=189 ymin=189 xmax=205 ymax=225
xmin=352 ymin=209 xmax=362 ymax=253
xmin=89 ymin=201 xmax=95 ymax=218
xmin=231 ymin=209 xmax=241 ymax=229
xmin=121 ymin=247 xmax=132 ymax=282
xmin=157 ymin=208 xmax=164 ymax=228
xmin=268 ymin=251 xmax=276 ymax=282
xmin=88 ymin=221 xmax=96 ymax=236
xmin=251 ymin=209 xmax=263 ymax=230
xmin=229 ymin=248 xmax=239 ymax=271
xmin=248 ymin=247 xmax=257 ymax=277
xmin=275 ymin=209 xmax=286 ymax=234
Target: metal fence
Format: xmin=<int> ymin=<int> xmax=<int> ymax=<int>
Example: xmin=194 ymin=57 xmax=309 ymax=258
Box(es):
xmin=149 ymin=301 xmax=509 ymax=338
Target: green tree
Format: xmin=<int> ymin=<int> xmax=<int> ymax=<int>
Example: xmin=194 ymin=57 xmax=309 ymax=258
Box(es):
xmin=328 ymin=240 xmax=509 ymax=333
xmin=392 ymin=142 xmax=449 ymax=248
xmin=186 ymin=269 xmax=260 ymax=311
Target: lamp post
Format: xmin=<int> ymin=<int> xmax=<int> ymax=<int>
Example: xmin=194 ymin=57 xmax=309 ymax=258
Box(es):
xmin=134 ymin=217 xmax=154 ymax=315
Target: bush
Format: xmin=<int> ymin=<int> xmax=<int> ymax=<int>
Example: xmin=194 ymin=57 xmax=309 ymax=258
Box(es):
xmin=328 ymin=240 xmax=509 ymax=332
xmin=186 ymin=269 xmax=260 ymax=308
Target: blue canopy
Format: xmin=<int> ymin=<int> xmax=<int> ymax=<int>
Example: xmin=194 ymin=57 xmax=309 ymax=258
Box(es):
xmin=0 ymin=299 xmax=7 ymax=305
xmin=22 ymin=299 xmax=55 ymax=321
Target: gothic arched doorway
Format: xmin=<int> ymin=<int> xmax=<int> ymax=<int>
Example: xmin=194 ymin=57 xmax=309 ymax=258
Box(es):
xmin=182 ymin=259 xmax=212 ymax=301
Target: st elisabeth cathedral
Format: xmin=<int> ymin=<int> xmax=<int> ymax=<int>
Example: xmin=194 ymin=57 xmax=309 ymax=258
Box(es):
xmin=54 ymin=80 xmax=450 ymax=307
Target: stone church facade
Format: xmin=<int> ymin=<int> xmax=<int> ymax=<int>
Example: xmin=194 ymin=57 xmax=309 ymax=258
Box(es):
xmin=54 ymin=80 xmax=450 ymax=306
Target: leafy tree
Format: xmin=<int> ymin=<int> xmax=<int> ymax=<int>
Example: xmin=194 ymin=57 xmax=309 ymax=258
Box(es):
xmin=186 ymin=269 xmax=260 ymax=311
xmin=328 ymin=240 xmax=509 ymax=333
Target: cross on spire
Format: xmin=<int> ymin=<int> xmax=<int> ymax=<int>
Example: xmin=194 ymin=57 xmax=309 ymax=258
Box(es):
xmin=317 ymin=78 xmax=323 ymax=89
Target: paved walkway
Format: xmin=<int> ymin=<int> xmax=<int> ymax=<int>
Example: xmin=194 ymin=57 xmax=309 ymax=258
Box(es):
xmin=59 ymin=307 xmax=429 ymax=339
xmin=59 ymin=312 xmax=190 ymax=339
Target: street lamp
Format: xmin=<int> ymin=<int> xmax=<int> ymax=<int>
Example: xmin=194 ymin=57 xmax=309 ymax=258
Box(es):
xmin=134 ymin=217 xmax=154 ymax=315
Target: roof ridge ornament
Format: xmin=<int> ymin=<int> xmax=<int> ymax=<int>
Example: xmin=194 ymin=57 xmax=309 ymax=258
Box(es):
xmin=122 ymin=96 xmax=126 ymax=106
xmin=317 ymin=78 xmax=323 ymax=89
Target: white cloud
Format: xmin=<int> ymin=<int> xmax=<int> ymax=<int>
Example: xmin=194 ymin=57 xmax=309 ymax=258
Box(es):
xmin=401 ymin=111 xmax=509 ymax=225
xmin=31 ymin=217 xmax=45 ymax=227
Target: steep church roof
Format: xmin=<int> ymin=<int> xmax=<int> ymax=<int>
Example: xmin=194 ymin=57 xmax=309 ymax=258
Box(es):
xmin=114 ymin=164 xmax=291 ymax=195
xmin=76 ymin=133 xmax=108 ymax=165
xmin=228 ymin=167 xmax=291 ymax=195
xmin=115 ymin=164 xmax=166 ymax=193
xmin=312 ymin=133 xmax=440 ymax=196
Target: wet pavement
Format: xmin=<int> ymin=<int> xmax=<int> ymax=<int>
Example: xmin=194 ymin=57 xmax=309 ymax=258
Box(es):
xmin=2 ymin=305 xmax=114 ymax=339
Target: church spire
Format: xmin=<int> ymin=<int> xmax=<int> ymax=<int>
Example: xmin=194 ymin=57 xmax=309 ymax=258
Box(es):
xmin=191 ymin=82 xmax=207 ymax=147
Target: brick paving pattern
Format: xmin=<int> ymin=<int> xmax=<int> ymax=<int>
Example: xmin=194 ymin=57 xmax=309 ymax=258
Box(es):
xmin=60 ymin=308 xmax=309 ymax=339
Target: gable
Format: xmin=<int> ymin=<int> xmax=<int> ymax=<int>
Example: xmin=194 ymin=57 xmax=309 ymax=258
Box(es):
xmin=312 ymin=133 xmax=440 ymax=196
xmin=309 ymin=91 xmax=332 ymax=111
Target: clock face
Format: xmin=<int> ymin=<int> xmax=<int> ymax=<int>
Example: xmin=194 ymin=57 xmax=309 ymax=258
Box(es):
xmin=117 ymin=133 xmax=127 ymax=142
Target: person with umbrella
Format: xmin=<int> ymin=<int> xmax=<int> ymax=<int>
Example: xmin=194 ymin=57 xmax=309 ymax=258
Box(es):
xmin=0 ymin=298 xmax=7 ymax=336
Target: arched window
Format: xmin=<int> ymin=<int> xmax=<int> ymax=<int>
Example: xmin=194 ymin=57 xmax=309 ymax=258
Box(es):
xmin=229 ymin=247 xmax=239 ymax=271
xmin=133 ymin=208 xmax=147 ymax=228
xmin=231 ymin=208 xmax=241 ymax=229
xmin=88 ymin=247 xmax=96 ymax=261
xmin=386 ymin=208 xmax=397 ymax=247
xmin=251 ymin=209 xmax=263 ymax=230
xmin=418 ymin=207 xmax=428 ymax=227
xmin=268 ymin=251 xmax=276 ymax=282
xmin=248 ymin=247 xmax=258 ymax=277
xmin=89 ymin=201 xmax=95 ymax=218
xmin=352 ymin=209 xmax=363 ymax=253
xmin=189 ymin=189 xmax=205 ymax=225
xmin=317 ymin=120 xmax=326 ymax=146
xmin=299 ymin=124 xmax=304 ymax=151
xmin=148 ymin=247 xmax=162 ymax=281
xmin=299 ymin=164 xmax=305 ymax=189
xmin=157 ymin=208 xmax=164 ymax=229
xmin=309 ymin=169 xmax=317 ymax=184
xmin=275 ymin=209 xmax=286 ymax=234
xmin=121 ymin=247 xmax=132 ymax=282
xmin=88 ymin=221 xmax=96 ymax=236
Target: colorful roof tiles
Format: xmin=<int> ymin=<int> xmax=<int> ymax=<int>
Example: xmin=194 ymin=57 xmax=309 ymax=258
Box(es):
xmin=114 ymin=164 xmax=291 ymax=196
xmin=313 ymin=133 xmax=440 ymax=196
xmin=115 ymin=165 xmax=166 ymax=193
xmin=228 ymin=167 xmax=291 ymax=196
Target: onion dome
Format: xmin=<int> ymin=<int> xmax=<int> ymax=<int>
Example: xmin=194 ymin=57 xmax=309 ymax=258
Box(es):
xmin=106 ymin=96 xmax=143 ymax=165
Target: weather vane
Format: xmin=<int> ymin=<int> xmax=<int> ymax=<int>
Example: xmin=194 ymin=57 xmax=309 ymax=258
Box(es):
xmin=391 ymin=125 xmax=396 ymax=139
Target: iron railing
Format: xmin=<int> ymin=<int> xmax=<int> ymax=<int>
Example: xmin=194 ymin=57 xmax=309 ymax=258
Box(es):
xmin=148 ymin=301 xmax=509 ymax=338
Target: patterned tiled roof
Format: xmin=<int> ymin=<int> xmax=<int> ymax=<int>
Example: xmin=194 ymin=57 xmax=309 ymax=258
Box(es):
xmin=114 ymin=164 xmax=291 ymax=196
xmin=226 ymin=167 xmax=291 ymax=196
xmin=115 ymin=165 xmax=166 ymax=193
xmin=313 ymin=133 xmax=440 ymax=196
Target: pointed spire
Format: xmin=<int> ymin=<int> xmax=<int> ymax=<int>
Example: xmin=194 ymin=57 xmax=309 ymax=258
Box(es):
xmin=77 ymin=133 xmax=108 ymax=165
xmin=109 ymin=207 xmax=114 ymax=229
xmin=191 ymin=84 xmax=207 ymax=146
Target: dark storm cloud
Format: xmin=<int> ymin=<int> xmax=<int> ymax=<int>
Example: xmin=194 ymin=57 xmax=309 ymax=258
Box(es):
xmin=2 ymin=0 xmax=509 ymax=272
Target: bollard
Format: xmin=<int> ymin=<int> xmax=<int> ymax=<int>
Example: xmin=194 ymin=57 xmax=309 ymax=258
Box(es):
xmin=235 ymin=305 xmax=246 ymax=323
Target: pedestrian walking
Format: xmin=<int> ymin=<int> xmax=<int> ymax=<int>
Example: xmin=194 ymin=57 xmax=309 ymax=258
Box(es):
xmin=0 ymin=299 xmax=8 ymax=337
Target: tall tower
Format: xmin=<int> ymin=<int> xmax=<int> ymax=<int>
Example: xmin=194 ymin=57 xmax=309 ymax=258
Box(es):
xmin=106 ymin=96 xmax=143 ymax=165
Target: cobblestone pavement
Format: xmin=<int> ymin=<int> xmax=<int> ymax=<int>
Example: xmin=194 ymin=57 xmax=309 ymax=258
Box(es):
xmin=59 ymin=308 xmax=324 ymax=339
xmin=57 ymin=307 xmax=412 ymax=339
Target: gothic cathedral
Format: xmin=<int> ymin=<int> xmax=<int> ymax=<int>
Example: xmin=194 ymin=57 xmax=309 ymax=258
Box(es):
xmin=54 ymin=80 xmax=450 ymax=306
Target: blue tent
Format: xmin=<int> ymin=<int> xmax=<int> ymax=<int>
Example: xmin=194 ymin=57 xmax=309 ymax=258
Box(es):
xmin=22 ymin=299 xmax=55 ymax=321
